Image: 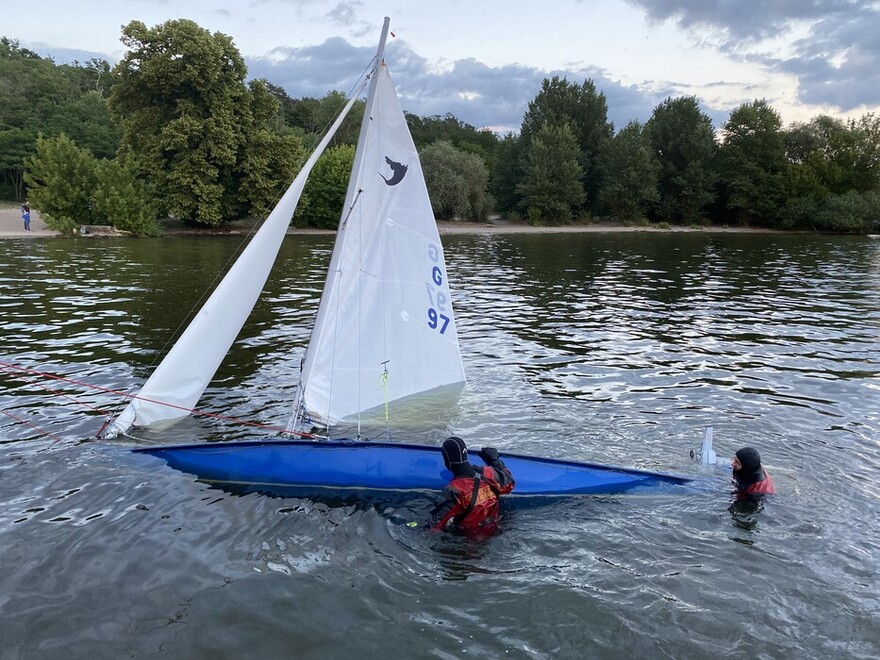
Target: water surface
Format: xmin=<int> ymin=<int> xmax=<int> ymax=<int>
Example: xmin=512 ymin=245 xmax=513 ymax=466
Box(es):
xmin=1 ymin=232 xmax=878 ymax=658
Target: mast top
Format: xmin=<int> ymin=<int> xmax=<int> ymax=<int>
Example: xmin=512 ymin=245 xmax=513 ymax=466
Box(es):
xmin=376 ymin=17 xmax=391 ymax=65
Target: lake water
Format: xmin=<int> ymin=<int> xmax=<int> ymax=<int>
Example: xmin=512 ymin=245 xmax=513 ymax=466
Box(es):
xmin=1 ymin=232 xmax=878 ymax=658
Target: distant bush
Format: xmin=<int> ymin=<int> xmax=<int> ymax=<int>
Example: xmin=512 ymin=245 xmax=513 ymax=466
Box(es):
xmin=24 ymin=133 xmax=159 ymax=235
xmin=813 ymin=190 xmax=880 ymax=233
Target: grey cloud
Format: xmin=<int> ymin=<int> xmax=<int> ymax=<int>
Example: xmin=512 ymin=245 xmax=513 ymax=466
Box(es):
xmin=247 ymin=38 xmax=722 ymax=133
xmin=29 ymin=43 xmax=117 ymax=65
xmin=625 ymin=0 xmax=854 ymax=42
xmin=30 ymin=33 xmax=727 ymax=136
xmin=626 ymin=0 xmax=880 ymax=112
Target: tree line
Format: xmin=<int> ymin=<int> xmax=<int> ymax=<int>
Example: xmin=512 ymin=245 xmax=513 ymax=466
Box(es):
xmin=1 ymin=21 xmax=878 ymax=235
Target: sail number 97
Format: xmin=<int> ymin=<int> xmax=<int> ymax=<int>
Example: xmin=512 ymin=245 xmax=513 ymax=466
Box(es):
xmin=426 ymin=244 xmax=450 ymax=334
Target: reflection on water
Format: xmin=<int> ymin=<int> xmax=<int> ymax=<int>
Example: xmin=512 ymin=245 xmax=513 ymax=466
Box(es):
xmin=1 ymin=232 xmax=879 ymax=657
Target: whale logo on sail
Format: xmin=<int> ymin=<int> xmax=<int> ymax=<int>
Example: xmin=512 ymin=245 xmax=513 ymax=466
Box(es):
xmin=380 ymin=156 xmax=408 ymax=186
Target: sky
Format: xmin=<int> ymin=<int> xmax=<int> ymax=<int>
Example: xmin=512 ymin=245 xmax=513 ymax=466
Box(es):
xmin=4 ymin=0 xmax=880 ymax=134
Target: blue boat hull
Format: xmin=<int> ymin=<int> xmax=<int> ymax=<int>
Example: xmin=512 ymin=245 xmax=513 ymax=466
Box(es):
xmin=134 ymin=439 xmax=691 ymax=497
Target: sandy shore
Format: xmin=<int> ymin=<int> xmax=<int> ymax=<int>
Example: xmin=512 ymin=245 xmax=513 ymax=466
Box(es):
xmin=0 ymin=206 xmax=776 ymax=237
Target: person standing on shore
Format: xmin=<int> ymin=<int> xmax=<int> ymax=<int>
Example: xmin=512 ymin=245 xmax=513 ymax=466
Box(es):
xmin=21 ymin=201 xmax=30 ymax=231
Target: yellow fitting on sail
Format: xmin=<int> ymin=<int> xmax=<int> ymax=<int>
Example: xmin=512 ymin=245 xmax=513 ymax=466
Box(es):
xmin=380 ymin=361 xmax=390 ymax=424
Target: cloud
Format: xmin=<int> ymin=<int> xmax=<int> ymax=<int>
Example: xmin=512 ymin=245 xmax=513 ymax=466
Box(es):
xmin=27 ymin=43 xmax=117 ymax=65
xmin=28 ymin=26 xmax=726 ymax=136
xmin=625 ymin=0 xmax=880 ymax=112
xmin=247 ymin=37 xmax=720 ymax=134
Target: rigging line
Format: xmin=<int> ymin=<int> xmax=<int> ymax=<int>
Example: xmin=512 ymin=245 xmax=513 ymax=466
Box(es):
xmin=317 ymin=187 xmax=364 ymax=433
xmin=0 ymin=366 xmax=111 ymax=416
xmin=307 ymin=56 xmax=377 ymax=152
xmin=0 ymin=361 xmax=315 ymax=438
xmin=0 ymin=409 xmax=64 ymax=444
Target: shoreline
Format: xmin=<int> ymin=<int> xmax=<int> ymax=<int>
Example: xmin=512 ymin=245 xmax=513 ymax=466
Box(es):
xmin=0 ymin=207 xmax=789 ymax=238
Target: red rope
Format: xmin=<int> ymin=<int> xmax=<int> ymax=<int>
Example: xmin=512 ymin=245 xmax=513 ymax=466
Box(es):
xmin=0 ymin=408 xmax=64 ymax=444
xmin=0 ymin=361 xmax=315 ymax=439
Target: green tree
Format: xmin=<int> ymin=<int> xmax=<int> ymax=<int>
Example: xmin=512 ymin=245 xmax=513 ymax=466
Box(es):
xmin=109 ymin=19 xmax=251 ymax=226
xmin=24 ymin=133 xmax=159 ymax=234
xmin=815 ymin=190 xmax=880 ymax=233
xmin=517 ymin=122 xmax=584 ymax=224
xmin=520 ymin=77 xmax=613 ymax=214
xmin=421 ymin=140 xmax=491 ymax=221
xmin=646 ymin=96 xmax=718 ymax=223
xmin=848 ymin=113 xmax=880 ymax=192
xmin=286 ymin=91 xmax=364 ymax=149
xmin=489 ymin=133 xmax=522 ymax=214
xmin=293 ymin=144 xmax=355 ymax=229
xmin=0 ymin=39 xmax=118 ymax=199
xmin=601 ymin=121 xmax=659 ymax=222
xmin=236 ymin=79 xmax=308 ymax=218
xmin=92 ymin=157 xmax=160 ymax=235
xmin=718 ymin=100 xmax=787 ymax=226
xmin=23 ymin=133 xmax=96 ymax=231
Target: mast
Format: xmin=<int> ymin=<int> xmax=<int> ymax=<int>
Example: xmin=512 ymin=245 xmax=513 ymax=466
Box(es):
xmin=376 ymin=16 xmax=391 ymax=64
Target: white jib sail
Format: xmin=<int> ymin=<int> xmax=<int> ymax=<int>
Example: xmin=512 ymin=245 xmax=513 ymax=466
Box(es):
xmin=104 ymin=87 xmax=365 ymax=437
xmin=299 ymin=62 xmax=466 ymax=426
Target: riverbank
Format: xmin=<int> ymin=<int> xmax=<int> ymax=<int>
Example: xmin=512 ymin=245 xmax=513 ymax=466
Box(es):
xmin=0 ymin=207 xmax=781 ymax=237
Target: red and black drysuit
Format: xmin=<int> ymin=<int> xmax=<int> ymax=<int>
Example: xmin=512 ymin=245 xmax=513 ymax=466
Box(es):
xmin=736 ymin=469 xmax=775 ymax=497
xmin=431 ymin=454 xmax=515 ymax=533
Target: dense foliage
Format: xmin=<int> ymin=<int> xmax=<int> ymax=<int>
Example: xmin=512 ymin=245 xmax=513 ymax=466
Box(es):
xmin=3 ymin=21 xmax=880 ymax=234
xmin=420 ymin=140 xmax=491 ymax=221
xmin=293 ymin=144 xmax=355 ymax=229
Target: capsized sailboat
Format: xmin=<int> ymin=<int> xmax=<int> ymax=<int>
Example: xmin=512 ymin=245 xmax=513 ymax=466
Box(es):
xmin=110 ymin=18 xmax=691 ymax=496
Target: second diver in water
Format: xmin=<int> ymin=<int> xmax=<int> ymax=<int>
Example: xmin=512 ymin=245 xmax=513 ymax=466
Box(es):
xmin=732 ymin=446 xmax=775 ymax=498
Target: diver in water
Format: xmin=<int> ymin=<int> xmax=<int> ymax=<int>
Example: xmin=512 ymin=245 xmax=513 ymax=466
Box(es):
xmin=431 ymin=436 xmax=515 ymax=533
xmin=732 ymin=447 xmax=775 ymax=498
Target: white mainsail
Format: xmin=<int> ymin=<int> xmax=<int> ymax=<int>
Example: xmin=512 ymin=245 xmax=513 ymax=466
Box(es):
xmin=103 ymin=86 xmax=365 ymax=437
xmin=298 ymin=59 xmax=466 ymax=426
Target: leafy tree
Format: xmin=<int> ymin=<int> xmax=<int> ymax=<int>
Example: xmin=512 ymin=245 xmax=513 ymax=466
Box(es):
xmin=236 ymin=79 xmax=308 ymax=218
xmin=814 ymin=190 xmax=880 ymax=233
xmin=718 ymin=100 xmax=787 ymax=225
xmin=24 ymin=133 xmax=159 ymax=234
xmin=489 ymin=133 xmax=522 ymax=214
xmin=517 ymin=122 xmax=584 ymax=224
xmin=646 ymin=96 xmax=717 ymax=223
xmin=786 ymin=114 xmax=880 ymax=198
xmin=109 ymin=19 xmax=251 ymax=226
xmin=23 ymin=133 xmax=96 ymax=231
xmin=520 ymin=77 xmax=612 ymax=214
xmin=421 ymin=140 xmax=491 ymax=221
xmin=407 ymin=112 xmax=498 ymax=161
xmin=285 ymin=91 xmax=364 ymax=149
xmin=92 ymin=157 xmax=160 ymax=235
xmin=601 ymin=121 xmax=659 ymax=221
xmin=0 ymin=39 xmax=118 ymax=199
xmin=0 ymin=127 xmax=32 ymax=199
xmin=45 ymin=91 xmax=121 ymax=158
xmin=848 ymin=113 xmax=880 ymax=192
xmin=293 ymin=144 xmax=355 ymax=229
